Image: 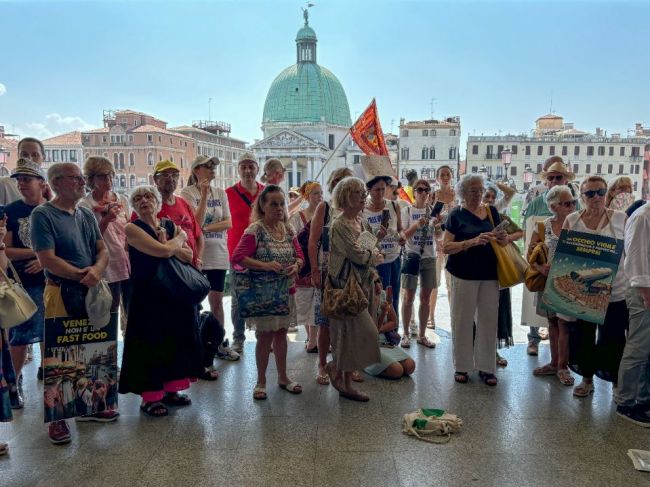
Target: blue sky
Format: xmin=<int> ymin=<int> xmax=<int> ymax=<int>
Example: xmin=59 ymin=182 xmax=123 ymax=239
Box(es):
xmin=0 ymin=0 xmax=648 ymax=155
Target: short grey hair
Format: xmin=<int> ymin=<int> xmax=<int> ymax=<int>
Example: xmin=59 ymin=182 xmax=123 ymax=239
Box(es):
xmin=545 ymin=185 xmax=573 ymax=211
xmin=456 ymin=174 xmax=484 ymax=201
xmin=47 ymin=162 xmax=80 ymax=195
xmin=331 ymin=176 xmax=365 ymax=210
xmin=130 ymin=185 xmax=162 ymax=216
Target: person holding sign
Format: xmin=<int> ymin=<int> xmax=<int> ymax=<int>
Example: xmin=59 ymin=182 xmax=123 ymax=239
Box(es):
xmin=562 ymin=176 xmax=628 ymax=398
xmin=31 ymin=163 xmax=112 ymax=444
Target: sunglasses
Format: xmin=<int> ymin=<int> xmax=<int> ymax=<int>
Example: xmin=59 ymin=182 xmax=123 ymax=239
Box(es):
xmin=546 ymin=175 xmax=565 ymax=182
xmin=582 ymin=188 xmax=607 ymax=198
xmin=557 ymin=200 xmax=577 ymax=208
xmin=415 ymin=187 xmax=431 ymax=194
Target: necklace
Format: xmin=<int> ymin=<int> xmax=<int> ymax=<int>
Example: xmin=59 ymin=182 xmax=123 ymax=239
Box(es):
xmin=262 ymin=221 xmax=286 ymax=242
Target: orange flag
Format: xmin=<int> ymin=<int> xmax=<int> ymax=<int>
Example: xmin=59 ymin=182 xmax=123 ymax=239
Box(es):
xmin=350 ymin=99 xmax=412 ymax=203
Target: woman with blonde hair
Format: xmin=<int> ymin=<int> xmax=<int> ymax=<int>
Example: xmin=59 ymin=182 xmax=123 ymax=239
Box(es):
xmin=289 ymin=180 xmax=323 ymax=348
xmin=79 ymin=156 xmax=131 ymax=334
xmin=308 ymin=167 xmax=353 ymax=385
xmin=606 ymin=176 xmax=634 ymax=211
xmin=326 ymin=177 xmax=382 ymax=401
xmin=231 ymin=185 xmax=305 ymax=400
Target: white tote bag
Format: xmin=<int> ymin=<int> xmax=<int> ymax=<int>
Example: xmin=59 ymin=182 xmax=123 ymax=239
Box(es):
xmin=0 ymin=261 xmax=38 ymax=329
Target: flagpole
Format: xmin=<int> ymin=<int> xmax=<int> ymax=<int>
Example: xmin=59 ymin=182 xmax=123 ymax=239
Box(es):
xmin=313 ymin=130 xmax=351 ymax=181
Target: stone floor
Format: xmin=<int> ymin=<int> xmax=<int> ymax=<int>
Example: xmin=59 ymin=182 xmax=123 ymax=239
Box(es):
xmin=1 ymin=282 xmax=648 ymax=486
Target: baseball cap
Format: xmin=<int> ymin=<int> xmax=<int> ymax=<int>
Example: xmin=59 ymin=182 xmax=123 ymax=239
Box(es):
xmin=153 ymin=160 xmax=179 ymax=175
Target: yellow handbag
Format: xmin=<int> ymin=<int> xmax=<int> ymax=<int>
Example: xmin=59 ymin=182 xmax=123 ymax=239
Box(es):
xmin=525 ymin=222 xmax=549 ymax=292
xmin=486 ymin=207 xmax=528 ymax=288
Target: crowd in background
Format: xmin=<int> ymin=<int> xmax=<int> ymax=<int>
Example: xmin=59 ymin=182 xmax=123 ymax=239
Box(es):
xmin=1 ymin=138 xmax=649 ymax=455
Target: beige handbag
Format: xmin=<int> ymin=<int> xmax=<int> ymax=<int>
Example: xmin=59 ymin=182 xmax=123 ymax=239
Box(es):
xmin=321 ymin=260 xmax=369 ymax=319
xmin=0 ymin=260 xmax=38 ymax=329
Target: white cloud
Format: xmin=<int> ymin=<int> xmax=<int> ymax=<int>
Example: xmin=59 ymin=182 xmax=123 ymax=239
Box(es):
xmin=20 ymin=113 xmax=95 ymax=139
xmin=0 ymin=83 xmax=6 ymax=96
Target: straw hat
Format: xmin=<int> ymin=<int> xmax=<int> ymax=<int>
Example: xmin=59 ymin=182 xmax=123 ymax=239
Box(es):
xmin=539 ymin=156 xmax=575 ymax=181
xmin=360 ymin=155 xmax=393 ymax=188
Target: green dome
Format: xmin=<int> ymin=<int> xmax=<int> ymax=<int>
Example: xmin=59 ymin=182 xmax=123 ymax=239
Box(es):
xmin=262 ymin=63 xmax=352 ymax=126
xmin=296 ymin=25 xmax=317 ymax=41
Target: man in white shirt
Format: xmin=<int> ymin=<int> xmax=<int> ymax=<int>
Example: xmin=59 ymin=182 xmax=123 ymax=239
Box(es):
xmin=0 ymin=137 xmax=47 ymax=205
xmin=617 ymin=202 xmax=650 ymax=427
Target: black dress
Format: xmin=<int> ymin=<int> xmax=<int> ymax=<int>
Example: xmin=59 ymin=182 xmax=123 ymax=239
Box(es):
xmin=118 ymin=219 xmax=202 ymax=395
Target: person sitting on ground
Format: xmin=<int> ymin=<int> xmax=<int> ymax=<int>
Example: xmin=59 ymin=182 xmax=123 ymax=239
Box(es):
xmin=364 ymin=283 xmax=416 ymax=379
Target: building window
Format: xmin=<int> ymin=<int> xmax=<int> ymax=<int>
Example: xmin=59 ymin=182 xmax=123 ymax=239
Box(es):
xmin=45 ymin=150 xmax=51 ymax=161
xmin=486 ymin=146 xmax=494 ymax=158
xmin=573 ymin=164 xmax=579 ymax=174
xmin=148 ymin=134 xmax=153 ymax=143
xmin=549 ymin=146 xmax=555 ymax=156
xmin=562 ymin=146 xmax=568 ymax=156
xmin=113 ymin=153 xmax=118 ymax=166
xmin=118 ymin=153 xmax=125 ymax=170
xmin=620 ymin=147 xmax=625 ymax=156
xmin=53 ymin=150 xmax=60 ymax=162
xmin=496 ymin=166 xmax=503 ymax=179
xmin=130 ymin=175 xmax=136 ymax=188
xmin=120 ymin=175 xmax=126 ymax=188
xmin=431 ymin=129 xmax=436 ymax=136
xmin=497 ymin=145 xmax=504 ymax=158
xmin=170 ymin=155 xmax=174 ymax=163
xmin=170 ymin=138 xmax=173 ymax=144
xmin=159 ymin=154 xmax=162 ymax=162
xmin=449 ymin=129 xmax=456 ymax=136
xmin=536 ymin=163 xmax=542 ymax=173
xmin=328 ymin=134 xmax=335 ymax=150
xmin=472 ymin=145 xmax=478 ymax=155
xmin=510 ymin=166 xmax=517 ymax=176
xmin=129 ymin=135 xmax=133 ymax=143
xmin=511 ymin=145 xmax=518 ymax=155
xmin=574 ymin=146 xmax=580 ymax=156
xmin=158 ymin=136 xmax=161 ymax=143
xmin=587 ymin=146 xmax=594 ymax=156
xmin=103 ymin=136 xmax=107 ymax=143
xmin=353 ymin=155 xmax=360 ymax=164
xmin=609 ymin=146 xmax=614 ymax=156
xmin=598 ymin=146 xmax=605 ymax=156
xmin=401 ymin=148 xmax=409 ymax=160
xmin=401 ymin=129 xmax=408 ymax=137
xmin=70 ymin=150 xmax=77 ymax=162
xmin=129 ymin=153 xmax=135 ymax=166
xmin=422 ymin=147 xmax=428 ymax=160
xmin=471 ymin=166 xmax=478 ymax=173
xmin=586 ymin=164 xmax=591 ymax=174
xmin=422 ymin=130 xmax=428 ymax=136
xmin=607 ymin=164 xmax=613 ymax=174
xmin=525 ymin=146 xmax=531 ymax=156
xmin=428 ymin=147 xmax=434 ymax=159
xmin=632 ymin=146 xmax=641 ymax=157
xmin=147 ymin=152 xmax=153 ymax=166
xmin=449 ymin=147 xmax=456 ymax=159
xmin=634 ymin=182 xmax=638 ymax=192
xmin=180 ymin=157 xmax=184 ymax=168
xmin=596 ymin=164 xmax=602 ymax=174
xmin=618 ymin=164 xmax=624 ymax=174
xmin=636 ymin=164 xmax=641 ymax=174
xmin=537 ymin=146 xmax=543 ymax=156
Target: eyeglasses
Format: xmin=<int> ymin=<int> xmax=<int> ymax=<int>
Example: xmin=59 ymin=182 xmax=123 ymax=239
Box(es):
xmin=546 ymin=175 xmax=565 ymax=182
xmin=415 ymin=187 xmax=431 ymax=194
xmin=56 ymin=175 xmax=85 ymax=183
xmin=582 ymin=188 xmax=607 ymax=198
xmin=557 ymin=200 xmax=577 ymax=208
xmin=198 ymin=162 xmax=217 ymax=170
xmin=133 ymin=194 xmax=156 ymax=203
xmin=156 ymin=172 xmax=180 ymax=180
xmin=93 ymin=173 xmax=114 ymax=180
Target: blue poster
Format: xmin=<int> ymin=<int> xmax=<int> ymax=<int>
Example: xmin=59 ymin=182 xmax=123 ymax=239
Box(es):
xmin=540 ymin=230 xmax=624 ymax=324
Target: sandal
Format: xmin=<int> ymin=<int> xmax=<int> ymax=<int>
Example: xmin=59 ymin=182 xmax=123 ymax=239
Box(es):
xmin=479 ymin=371 xmax=498 ymax=386
xmin=350 ymin=371 xmax=364 ymax=383
xmin=573 ymin=380 xmax=594 ymax=397
xmin=199 ymin=368 xmax=219 ymax=381
xmin=533 ymin=363 xmax=558 ymax=376
xmin=278 ymin=382 xmax=302 ymax=394
xmin=0 ymin=442 xmax=8 ymax=456
xmin=316 ymin=373 xmax=330 ymax=386
xmin=162 ymin=392 xmax=192 ymax=407
xmin=496 ymin=354 xmax=508 ymax=367
xmin=253 ymin=385 xmax=267 ymax=401
xmin=454 ymin=371 xmax=469 ymax=384
xmin=556 ymin=369 xmax=575 ymax=386
xmin=416 ymin=336 xmax=436 ymax=349
xmin=140 ymin=401 xmax=168 ymax=417
xmin=426 ymin=319 xmax=436 ymax=330
xmin=306 ymin=345 xmax=318 ymax=354
xmin=400 ymin=336 xmax=411 ymax=348
xmin=325 ymin=362 xmax=343 ymax=392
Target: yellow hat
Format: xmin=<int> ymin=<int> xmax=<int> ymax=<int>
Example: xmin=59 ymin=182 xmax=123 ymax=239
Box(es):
xmin=153 ymin=160 xmax=179 ymax=175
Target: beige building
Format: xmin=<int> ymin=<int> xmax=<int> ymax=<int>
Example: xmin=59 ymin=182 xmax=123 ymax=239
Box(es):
xmin=42 ymin=131 xmax=84 ymax=169
xmin=0 ymin=126 xmax=19 ymax=176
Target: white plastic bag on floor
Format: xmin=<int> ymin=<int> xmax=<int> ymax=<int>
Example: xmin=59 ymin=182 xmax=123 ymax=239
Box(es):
xmin=402 ymin=408 xmax=463 ymax=443
xmin=628 ymin=449 xmax=650 ymax=472
xmin=86 ymin=280 xmax=112 ymax=329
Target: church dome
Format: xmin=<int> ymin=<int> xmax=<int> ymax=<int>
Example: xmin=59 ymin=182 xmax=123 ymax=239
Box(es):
xmin=262 ymin=16 xmax=352 ymax=127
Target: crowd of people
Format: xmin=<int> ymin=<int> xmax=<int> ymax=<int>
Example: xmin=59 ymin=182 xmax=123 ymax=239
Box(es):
xmin=1 ymin=138 xmax=649 ymax=456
